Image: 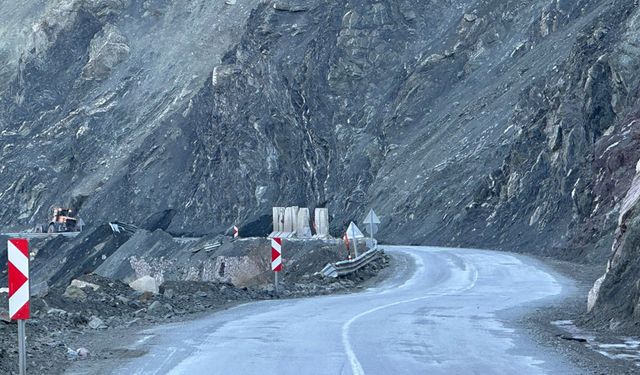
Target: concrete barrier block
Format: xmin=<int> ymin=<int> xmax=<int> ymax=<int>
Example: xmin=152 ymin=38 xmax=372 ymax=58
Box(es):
xmin=314 ymin=208 xmax=329 ymax=237
xmin=296 ymin=208 xmax=312 ymax=238
xmin=283 ymin=206 xmax=298 ymax=233
xmin=272 ymin=207 xmax=285 ymax=232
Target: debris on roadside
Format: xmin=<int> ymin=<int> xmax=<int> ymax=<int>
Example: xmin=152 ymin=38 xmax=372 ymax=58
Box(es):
xmin=0 ymin=225 xmax=389 ymax=374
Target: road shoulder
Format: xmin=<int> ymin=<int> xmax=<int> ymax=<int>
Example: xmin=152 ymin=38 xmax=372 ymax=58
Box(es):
xmin=517 ymin=256 xmax=639 ymax=374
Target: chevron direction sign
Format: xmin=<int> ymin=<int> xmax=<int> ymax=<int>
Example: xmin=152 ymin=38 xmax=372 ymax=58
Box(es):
xmin=271 ymin=237 xmax=282 ymax=272
xmin=8 ymin=238 xmax=29 ymax=320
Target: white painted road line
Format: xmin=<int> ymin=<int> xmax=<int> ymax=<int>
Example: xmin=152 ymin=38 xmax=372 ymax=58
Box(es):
xmin=68 ymin=246 xmax=581 ymax=375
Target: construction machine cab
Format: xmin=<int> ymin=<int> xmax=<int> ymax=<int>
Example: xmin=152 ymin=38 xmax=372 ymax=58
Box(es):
xmin=47 ymin=207 xmax=81 ymax=233
xmin=53 ymin=208 xmax=73 ymax=221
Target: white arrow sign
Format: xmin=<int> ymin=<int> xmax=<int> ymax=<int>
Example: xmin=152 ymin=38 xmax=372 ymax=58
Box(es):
xmin=363 ymin=209 xmax=381 ymax=225
xmin=346 ymin=222 xmax=365 ymax=239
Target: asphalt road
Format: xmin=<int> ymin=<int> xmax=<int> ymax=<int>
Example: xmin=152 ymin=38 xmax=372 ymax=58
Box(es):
xmin=103 ymin=246 xmax=581 ymax=374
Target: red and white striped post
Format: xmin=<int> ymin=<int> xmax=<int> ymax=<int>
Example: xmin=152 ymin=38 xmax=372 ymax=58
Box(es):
xmin=271 ymin=237 xmax=282 ymax=292
xmin=343 ymin=233 xmax=351 ymax=260
xmin=8 ymin=238 xmax=29 ymax=375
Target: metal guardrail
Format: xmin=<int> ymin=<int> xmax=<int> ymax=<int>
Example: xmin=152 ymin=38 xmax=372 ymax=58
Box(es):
xmin=108 ymin=222 xmax=138 ymax=234
xmin=173 ymin=237 xmax=201 ymax=244
xmin=0 ymin=232 xmax=80 ymax=239
xmin=268 ymin=231 xmax=296 ymax=239
xmin=191 ymin=241 xmax=222 ymax=253
xmin=320 ymin=247 xmax=381 ymax=278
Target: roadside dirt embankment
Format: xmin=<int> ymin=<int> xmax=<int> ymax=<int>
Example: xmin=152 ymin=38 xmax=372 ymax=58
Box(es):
xmin=0 ymin=224 xmax=388 ymax=374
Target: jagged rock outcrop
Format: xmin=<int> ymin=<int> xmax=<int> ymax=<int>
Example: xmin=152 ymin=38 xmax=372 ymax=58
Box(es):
xmin=81 ymin=23 xmax=130 ymax=81
xmin=586 ymin=133 xmax=640 ymax=329
xmin=1 ymin=0 xmax=640 ymax=325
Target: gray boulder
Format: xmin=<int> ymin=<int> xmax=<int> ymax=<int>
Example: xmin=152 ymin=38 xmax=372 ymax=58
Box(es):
xmin=81 ymin=23 xmax=130 ymax=81
xmin=88 ymin=316 xmax=107 ymax=329
xmin=63 ymin=286 xmax=88 ymax=302
xmin=129 ymin=276 xmax=159 ymax=294
xmin=147 ymin=300 xmax=163 ymax=315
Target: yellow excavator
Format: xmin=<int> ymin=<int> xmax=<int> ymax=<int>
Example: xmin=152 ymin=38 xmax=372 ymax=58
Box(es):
xmin=35 ymin=207 xmax=84 ymax=233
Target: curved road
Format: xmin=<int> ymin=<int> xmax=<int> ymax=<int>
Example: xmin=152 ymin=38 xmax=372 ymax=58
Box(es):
xmin=102 ymin=246 xmax=581 ymax=374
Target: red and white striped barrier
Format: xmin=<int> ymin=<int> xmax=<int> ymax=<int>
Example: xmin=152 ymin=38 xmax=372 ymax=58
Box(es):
xmin=271 ymin=237 xmax=282 ymax=272
xmin=8 ymin=239 xmax=29 ymax=320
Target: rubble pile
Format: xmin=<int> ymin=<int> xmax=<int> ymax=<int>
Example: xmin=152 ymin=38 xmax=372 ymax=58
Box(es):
xmin=0 ymin=223 xmax=388 ymax=374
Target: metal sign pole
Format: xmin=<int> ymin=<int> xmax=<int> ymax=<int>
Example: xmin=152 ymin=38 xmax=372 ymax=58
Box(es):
xmin=353 ymin=234 xmax=359 ymax=258
xmin=18 ymin=320 xmax=26 ymax=375
xmin=363 ymin=210 xmax=380 ymax=249
xmin=274 ymin=272 xmax=279 ymax=293
xmin=369 ymin=222 xmax=374 ymax=244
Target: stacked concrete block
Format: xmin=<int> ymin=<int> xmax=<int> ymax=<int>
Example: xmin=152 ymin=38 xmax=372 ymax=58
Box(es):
xmin=296 ymin=208 xmax=312 ymax=238
xmin=283 ymin=206 xmax=299 ymax=233
xmin=314 ymin=208 xmax=329 ymax=238
xmin=292 ymin=206 xmax=299 ymax=225
xmin=272 ymin=207 xmax=285 ymax=232
xmin=273 ymin=206 xmax=330 ymax=238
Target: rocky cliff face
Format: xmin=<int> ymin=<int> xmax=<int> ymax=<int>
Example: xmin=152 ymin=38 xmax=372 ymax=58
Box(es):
xmin=587 ymin=134 xmax=640 ymax=330
xmin=1 ymin=0 xmax=640 ymax=322
xmin=0 ymin=0 xmax=264 ymax=234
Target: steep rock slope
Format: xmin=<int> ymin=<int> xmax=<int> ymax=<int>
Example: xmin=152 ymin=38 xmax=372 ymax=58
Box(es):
xmin=372 ymin=0 xmax=640 ymax=260
xmin=0 ymin=0 xmax=639 ymax=283
xmin=0 ymin=0 xmax=264 ymax=234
